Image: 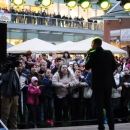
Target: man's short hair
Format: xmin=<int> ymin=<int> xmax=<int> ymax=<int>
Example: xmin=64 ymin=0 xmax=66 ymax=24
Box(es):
xmin=55 ymin=57 xmax=62 ymax=62
xmin=93 ymin=37 xmax=102 ymax=46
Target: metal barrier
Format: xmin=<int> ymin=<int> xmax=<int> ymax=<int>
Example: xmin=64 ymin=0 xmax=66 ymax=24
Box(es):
xmin=0 ymin=13 xmax=104 ymax=31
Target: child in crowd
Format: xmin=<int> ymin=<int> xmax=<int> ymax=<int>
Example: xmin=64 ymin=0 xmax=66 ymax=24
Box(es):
xmin=26 ymin=76 xmax=41 ymax=123
xmin=38 ymin=61 xmax=47 ymax=75
xmin=41 ymin=69 xmax=54 ymax=126
xmin=71 ymin=68 xmax=88 ymax=126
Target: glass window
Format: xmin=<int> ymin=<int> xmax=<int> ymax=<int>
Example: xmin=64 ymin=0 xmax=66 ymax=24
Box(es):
xmin=97 ymin=10 xmax=104 ymax=16
xmin=27 ymin=32 xmax=38 ymax=40
xmin=12 ymin=5 xmax=24 ymax=12
xmin=79 ymin=7 xmax=87 ymax=20
xmin=7 ymin=31 xmax=23 ymax=45
xmin=69 ymin=6 xmax=78 ymax=18
xmin=48 ymin=3 xmax=58 ymax=15
xmin=63 ymin=34 xmax=74 ymax=42
xmin=74 ymin=35 xmax=86 ymax=42
xmin=59 ymin=3 xmax=69 ymax=17
xmin=31 ymin=6 xmax=42 ymax=13
xmin=24 ymin=5 xmax=31 ymax=11
xmin=0 ymin=0 xmax=6 ymax=7
xmin=87 ymin=8 xmax=95 ymax=18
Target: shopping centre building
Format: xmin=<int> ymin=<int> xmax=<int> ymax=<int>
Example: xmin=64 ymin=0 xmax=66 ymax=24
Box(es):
xmin=0 ymin=0 xmax=118 ymax=45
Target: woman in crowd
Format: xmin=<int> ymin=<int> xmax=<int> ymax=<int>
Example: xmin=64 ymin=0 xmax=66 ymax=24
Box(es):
xmin=71 ymin=62 xmax=80 ymax=76
xmin=111 ymin=66 xmax=122 ymax=122
xmin=52 ymin=63 xmax=76 ymax=127
xmin=62 ymin=51 xmax=71 ymax=66
xmin=119 ymin=67 xmax=130 ymax=121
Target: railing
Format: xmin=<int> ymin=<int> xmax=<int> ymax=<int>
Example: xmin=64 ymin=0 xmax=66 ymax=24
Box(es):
xmin=0 ymin=13 xmax=104 ymax=31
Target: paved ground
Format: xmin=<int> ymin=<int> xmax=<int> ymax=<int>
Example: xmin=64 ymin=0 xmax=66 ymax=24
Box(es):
xmin=21 ymin=123 xmax=130 ymax=130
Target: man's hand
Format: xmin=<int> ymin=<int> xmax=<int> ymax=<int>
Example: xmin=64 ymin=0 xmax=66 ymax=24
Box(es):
xmin=117 ymin=86 xmax=122 ymax=94
xmin=76 ymin=82 xmax=81 ymax=86
xmin=65 ymin=84 xmax=69 ymax=88
xmin=124 ymin=82 xmax=128 ymax=86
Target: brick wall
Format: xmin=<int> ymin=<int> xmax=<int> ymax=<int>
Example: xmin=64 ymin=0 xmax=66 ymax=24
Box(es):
xmin=104 ymin=18 xmax=130 ymax=43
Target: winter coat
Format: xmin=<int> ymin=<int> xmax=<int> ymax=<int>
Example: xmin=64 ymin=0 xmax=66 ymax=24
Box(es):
xmin=1 ymin=69 xmax=21 ymax=98
xmin=120 ymin=75 xmax=130 ymax=97
xmin=52 ymin=72 xmax=76 ymax=96
xmin=26 ymin=83 xmax=41 ymax=105
xmin=111 ymin=73 xmax=121 ymax=98
xmin=85 ymin=47 xmax=117 ymax=90
xmin=40 ymin=76 xmax=53 ymax=97
xmin=62 ymin=58 xmax=71 ymax=66
xmin=72 ymin=77 xmax=88 ymax=99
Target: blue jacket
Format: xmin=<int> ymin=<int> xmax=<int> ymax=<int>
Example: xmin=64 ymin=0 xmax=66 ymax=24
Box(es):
xmin=41 ymin=76 xmax=53 ymax=97
xmin=85 ymin=72 xmax=92 ymax=86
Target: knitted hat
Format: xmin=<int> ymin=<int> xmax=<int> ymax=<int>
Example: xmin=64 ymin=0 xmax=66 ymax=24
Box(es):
xmin=31 ymin=76 xmax=38 ymax=83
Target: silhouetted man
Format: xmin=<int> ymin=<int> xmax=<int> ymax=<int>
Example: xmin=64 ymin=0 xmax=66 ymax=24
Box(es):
xmin=85 ymin=37 xmax=117 ymax=130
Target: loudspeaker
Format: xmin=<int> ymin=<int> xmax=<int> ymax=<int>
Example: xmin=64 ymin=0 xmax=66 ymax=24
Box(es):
xmin=0 ymin=23 xmax=7 ymax=64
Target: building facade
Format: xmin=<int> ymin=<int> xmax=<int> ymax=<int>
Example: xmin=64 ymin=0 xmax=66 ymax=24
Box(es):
xmin=0 ymin=0 xmax=104 ymax=45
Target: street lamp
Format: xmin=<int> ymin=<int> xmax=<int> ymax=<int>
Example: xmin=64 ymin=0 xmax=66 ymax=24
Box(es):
xmin=99 ymin=0 xmax=110 ymax=10
xmin=39 ymin=0 xmax=52 ymax=8
xmin=12 ymin=0 xmax=25 ymax=7
xmin=121 ymin=0 xmax=130 ymax=11
xmin=79 ymin=0 xmax=91 ymax=10
xmin=66 ymin=0 xmax=77 ymax=8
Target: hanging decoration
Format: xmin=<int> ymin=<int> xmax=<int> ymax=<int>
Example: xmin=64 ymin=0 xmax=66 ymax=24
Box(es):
xmin=79 ymin=0 xmax=91 ymax=10
xmin=39 ymin=0 xmax=52 ymax=8
xmin=12 ymin=0 xmax=25 ymax=7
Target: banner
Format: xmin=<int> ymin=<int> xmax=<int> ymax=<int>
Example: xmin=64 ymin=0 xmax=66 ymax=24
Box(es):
xmin=120 ymin=29 xmax=130 ymax=41
xmin=0 ymin=13 xmax=11 ymax=21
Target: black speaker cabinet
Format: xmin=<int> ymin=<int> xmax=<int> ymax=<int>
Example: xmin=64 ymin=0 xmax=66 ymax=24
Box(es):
xmin=0 ymin=23 xmax=7 ymax=64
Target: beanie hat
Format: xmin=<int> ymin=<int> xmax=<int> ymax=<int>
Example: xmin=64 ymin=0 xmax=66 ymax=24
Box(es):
xmin=31 ymin=76 xmax=38 ymax=83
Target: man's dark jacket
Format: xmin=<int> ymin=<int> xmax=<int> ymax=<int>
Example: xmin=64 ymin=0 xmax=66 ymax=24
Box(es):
xmin=120 ymin=75 xmax=130 ymax=97
xmin=85 ymin=47 xmax=117 ymax=89
xmin=1 ymin=69 xmax=21 ymax=98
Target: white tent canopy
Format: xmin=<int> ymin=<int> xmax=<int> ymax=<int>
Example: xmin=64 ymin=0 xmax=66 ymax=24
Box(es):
xmin=56 ymin=41 xmax=74 ymax=52
xmin=61 ymin=37 xmax=126 ymax=54
xmin=7 ymin=38 xmax=57 ymax=53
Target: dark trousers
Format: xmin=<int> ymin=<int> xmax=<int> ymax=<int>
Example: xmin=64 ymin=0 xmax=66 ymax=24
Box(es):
xmin=121 ymin=97 xmax=130 ymax=119
xmin=70 ymin=98 xmax=84 ymax=125
xmin=1 ymin=95 xmax=19 ymax=129
xmin=93 ymin=87 xmax=114 ymax=130
xmin=54 ymin=95 xmax=69 ymax=126
xmin=83 ymin=96 xmax=96 ymax=123
xmin=111 ymin=97 xmax=122 ymax=119
xmin=27 ymin=104 xmax=40 ymax=123
xmin=43 ymin=96 xmax=53 ymax=120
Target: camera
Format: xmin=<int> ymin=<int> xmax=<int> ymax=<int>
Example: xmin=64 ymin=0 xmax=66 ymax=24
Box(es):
xmin=2 ymin=54 xmax=21 ymax=72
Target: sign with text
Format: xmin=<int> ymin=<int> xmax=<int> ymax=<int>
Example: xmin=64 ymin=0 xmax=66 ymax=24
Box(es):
xmin=0 ymin=13 xmax=11 ymax=21
xmin=121 ymin=29 xmax=130 ymax=41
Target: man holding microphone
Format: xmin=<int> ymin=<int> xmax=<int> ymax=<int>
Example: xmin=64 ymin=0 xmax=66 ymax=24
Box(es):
xmin=85 ymin=37 xmax=117 ymax=130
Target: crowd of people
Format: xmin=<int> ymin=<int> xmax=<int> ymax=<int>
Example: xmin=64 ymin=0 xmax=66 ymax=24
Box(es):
xmin=0 ymin=49 xmax=130 ymax=129
xmin=0 ymin=7 xmax=97 ymax=29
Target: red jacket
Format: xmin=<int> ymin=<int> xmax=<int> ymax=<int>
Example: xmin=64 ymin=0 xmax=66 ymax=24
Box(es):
xmin=26 ymin=83 xmax=41 ymax=105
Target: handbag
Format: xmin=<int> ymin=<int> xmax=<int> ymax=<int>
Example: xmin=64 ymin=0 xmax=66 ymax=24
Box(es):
xmin=83 ymin=87 xmax=92 ymax=98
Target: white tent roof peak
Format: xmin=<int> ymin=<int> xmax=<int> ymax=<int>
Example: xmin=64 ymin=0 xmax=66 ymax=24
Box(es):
xmin=56 ymin=41 xmax=74 ymax=51
xmin=7 ymin=38 xmax=57 ymax=53
xmin=61 ymin=37 xmax=126 ymax=54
